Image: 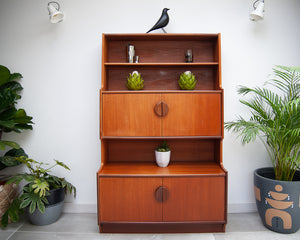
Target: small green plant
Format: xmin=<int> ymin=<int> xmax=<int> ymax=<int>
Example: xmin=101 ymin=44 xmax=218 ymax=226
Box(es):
xmin=126 ymin=71 xmax=144 ymax=90
xmin=225 ymin=65 xmax=300 ymax=181
xmin=1 ymin=157 xmax=76 ymax=228
xmin=0 ymin=65 xmax=33 ymax=169
xmin=178 ymin=71 xmax=197 ymax=90
xmin=156 ymin=140 xmax=170 ymax=152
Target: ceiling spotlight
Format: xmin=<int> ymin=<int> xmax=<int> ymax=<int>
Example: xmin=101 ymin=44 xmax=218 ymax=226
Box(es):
xmin=250 ymin=0 xmax=265 ymax=21
xmin=48 ymin=1 xmax=64 ymax=23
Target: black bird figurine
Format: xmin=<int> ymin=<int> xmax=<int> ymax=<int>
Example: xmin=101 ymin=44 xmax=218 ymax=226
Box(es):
xmin=146 ymin=8 xmax=170 ymax=33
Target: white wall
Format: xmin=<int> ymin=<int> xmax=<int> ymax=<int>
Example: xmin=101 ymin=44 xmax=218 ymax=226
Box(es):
xmin=0 ymin=0 xmax=299 ymax=213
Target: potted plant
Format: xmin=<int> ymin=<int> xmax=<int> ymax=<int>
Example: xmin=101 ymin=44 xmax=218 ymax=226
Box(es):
xmin=155 ymin=140 xmax=171 ymax=167
xmin=126 ymin=71 xmax=144 ymax=90
xmin=0 ymin=65 xmax=33 ymax=224
xmin=1 ymin=156 xmax=76 ymax=228
xmin=178 ymin=71 xmax=197 ymax=90
xmin=225 ymin=65 xmax=300 ymax=233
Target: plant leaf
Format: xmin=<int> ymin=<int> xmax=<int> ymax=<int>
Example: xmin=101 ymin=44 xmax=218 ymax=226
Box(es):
xmin=54 ymin=160 xmax=70 ymax=171
xmin=0 ymin=198 xmax=24 ymax=228
xmin=13 ymin=109 xmax=33 ymax=124
xmin=9 ymin=73 xmax=23 ymax=81
xmin=29 ymin=201 xmax=36 ymax=214
xmin=36 ymin=199 xmax=46 ymax=213
xmin=0 ymin=140 xmax=20 ymax=150
xmin=32 ymin=179 xmax=49 ymax=197
xmin=0 ymin=65 xmax=10 ymax=86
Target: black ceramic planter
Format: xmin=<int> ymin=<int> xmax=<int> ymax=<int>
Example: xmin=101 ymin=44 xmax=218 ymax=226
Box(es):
xmin=26 ymin=187 xmax=65 ymax=225
xmin=254 ymin=167 xmax=300 ymax=234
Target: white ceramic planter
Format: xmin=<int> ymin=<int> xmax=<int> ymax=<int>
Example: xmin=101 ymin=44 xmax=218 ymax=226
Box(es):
xmin=155 ymin=150 xmax=171 ymax=167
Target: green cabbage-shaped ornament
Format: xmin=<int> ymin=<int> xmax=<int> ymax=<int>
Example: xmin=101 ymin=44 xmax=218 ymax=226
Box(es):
xmin=178 ymin=71 xmax=197 ymax=90
xmin=126 ymin=71 xmax=144 ymax=90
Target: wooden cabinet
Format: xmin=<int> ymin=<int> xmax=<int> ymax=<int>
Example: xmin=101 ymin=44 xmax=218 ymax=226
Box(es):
xmin=99 ymin=177 xmax=162 ymax=222
xmin=98 ymin=34 xmax=227 ymax=233
xmin=162 ymin=93 xmax=222 ymax=136
xmin=102 ymin=93 xmax=161 ymax=137
xmin=102 ymin=92 xmax=222 ymax=137
xmin=163 ymin=177 xmax=225 ymax=222
xmin=99 ymin=176 xmax=225 ymax=222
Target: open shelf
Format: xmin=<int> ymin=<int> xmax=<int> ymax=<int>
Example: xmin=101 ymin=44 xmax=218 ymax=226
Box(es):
xmin=104 ymin=34 xmax=220 ymax=64
xmin=101 ymin=135 xmax=223 ymax=139
xmin=103 ymin=65 xmax=220 ymax=91
xmin=101 ymin=90 xmax=223 ymax=94
xmin=104 ymin=62 xmax=219 ymax=66
xmin=98 ymin=162 xmax=226 ymax=177
xmin=101 ymin=139 xmax=223 ymax=164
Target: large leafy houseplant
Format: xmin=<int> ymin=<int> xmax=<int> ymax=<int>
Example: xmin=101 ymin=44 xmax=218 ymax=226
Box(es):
xmin=225 ymin=65 xmax=300 ymax=181
xmin=1 ymin=157 xmax=76 ymax=228
xmin=0 ymin=65 xmax=33 ymax=170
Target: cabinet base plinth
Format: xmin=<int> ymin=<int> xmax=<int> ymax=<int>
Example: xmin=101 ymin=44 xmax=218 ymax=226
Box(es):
xmin=99 ymin=222 xmax=226 ymax=233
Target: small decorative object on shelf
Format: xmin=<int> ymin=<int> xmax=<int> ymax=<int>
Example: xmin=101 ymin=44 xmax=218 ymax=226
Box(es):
xmin=146 ymin=8 xmax=170 ymax=33
xmin=135 ymin=56 xmax=139 ymax=63
xmin=185 ymin=49 xmax=193 ymax=63
xmin=178 ymin=71 xmax=197 ymax=90
xmin=155 ymin=140 xmax=171 ymax=168
xmin=127 ymin=44 xmax=135 ymax=63
xmin=126 ymin=71 xmax=144 ymax=90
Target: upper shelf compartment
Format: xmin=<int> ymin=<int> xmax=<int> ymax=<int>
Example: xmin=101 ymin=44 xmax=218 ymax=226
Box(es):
xmin=103 ymin=34 xmax=220 ymax=64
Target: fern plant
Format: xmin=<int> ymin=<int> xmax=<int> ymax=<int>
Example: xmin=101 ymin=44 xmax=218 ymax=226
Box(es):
xmin=1 ymin=157 xmax=76 ymax=228
xmin=225 ymin=65 xmax=300 ymax=181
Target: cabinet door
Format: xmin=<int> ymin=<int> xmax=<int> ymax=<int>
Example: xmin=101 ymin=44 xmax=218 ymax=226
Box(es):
xmin=102 ymin=93 xmax=161 ymax=137
xmin=99 ymin=177 xmax=162 ymax=222
xmin=162 ymin=93 xmax=222 ymax=136
xmin=163 ymin=177 xmax=225 ymax=222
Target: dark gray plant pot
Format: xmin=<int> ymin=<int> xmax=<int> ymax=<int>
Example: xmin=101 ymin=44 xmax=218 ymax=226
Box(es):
xmin=254 ymin=167 xmax=300 ymax=234
xmin=26 ymin=187 xmax=65 ymax=226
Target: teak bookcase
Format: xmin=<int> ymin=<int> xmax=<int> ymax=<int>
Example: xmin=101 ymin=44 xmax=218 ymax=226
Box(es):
xmin=98 ymin=33 xmax=227 ymax=233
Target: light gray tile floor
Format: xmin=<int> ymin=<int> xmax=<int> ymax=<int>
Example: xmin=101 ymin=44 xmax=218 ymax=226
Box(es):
xmin=1 ymin=213 xmax=300 ymax=240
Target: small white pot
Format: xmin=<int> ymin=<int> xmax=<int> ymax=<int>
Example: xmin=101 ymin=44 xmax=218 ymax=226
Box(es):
xmin=155 ymin=150 xmax=171 ymax=168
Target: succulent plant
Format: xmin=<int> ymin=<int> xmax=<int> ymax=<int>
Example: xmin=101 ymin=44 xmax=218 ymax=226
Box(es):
xmin=178 ymin=71 xmax=197 ymax=90
xmin=126 ymin=71 xmax=144 ymax=90
xmin=156 ymin=140 xmax=170 ymax=152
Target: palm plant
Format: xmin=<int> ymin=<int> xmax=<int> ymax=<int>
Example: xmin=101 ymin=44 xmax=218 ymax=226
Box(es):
xmin=225 ymin=65 xmax=300 ymax=181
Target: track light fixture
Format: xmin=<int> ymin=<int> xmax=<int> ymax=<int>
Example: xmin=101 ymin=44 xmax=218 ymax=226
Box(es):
xmin=47 ymin=1 xmax=64 ymax=23
xmin=250 ymin=0 xmax=265 ymax=21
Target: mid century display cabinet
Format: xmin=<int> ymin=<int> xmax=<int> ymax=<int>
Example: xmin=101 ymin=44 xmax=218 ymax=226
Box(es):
xmin=97 ymin=33 xmax=227 ymax=233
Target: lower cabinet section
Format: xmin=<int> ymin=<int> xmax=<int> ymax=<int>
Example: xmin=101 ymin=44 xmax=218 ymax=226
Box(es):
xmin=99 ymin=178 xmax=162 ymax=222
xmin=163 ymin=177 xmax=225 ymax=222
xmin=98 ymin=176 xmax=226 ymax=232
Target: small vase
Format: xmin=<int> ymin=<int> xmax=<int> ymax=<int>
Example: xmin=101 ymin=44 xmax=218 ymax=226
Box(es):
xmin=155 ymin=151 xmax=171 ymax=167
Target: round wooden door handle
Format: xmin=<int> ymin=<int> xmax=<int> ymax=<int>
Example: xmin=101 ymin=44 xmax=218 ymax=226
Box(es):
xmin=154 ymin=102 xmax=169 ymax=117
xmin=155 ymin=186 xmax=169 ymax=202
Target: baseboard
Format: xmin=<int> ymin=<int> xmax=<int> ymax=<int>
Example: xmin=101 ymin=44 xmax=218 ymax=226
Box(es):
xmin=228 ymin=203 xmax=257 ymax=213
xmin=63 ymin=203 xmax=257 ymax=214
xmin=63 ymin=203 xmax=97 ymax=213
